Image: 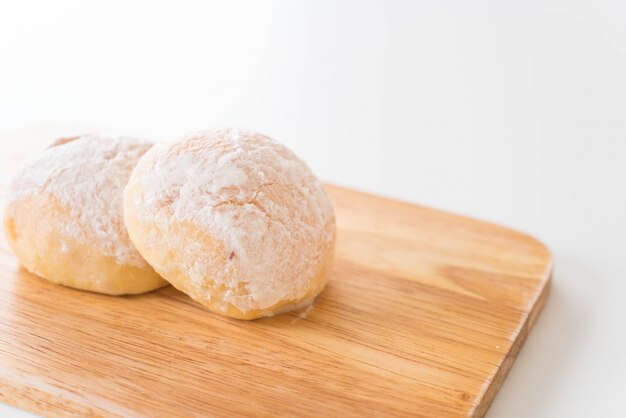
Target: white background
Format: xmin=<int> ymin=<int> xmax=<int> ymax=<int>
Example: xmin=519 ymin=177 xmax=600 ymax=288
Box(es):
xmin=1 ymin=1 xmax=625 ymax=416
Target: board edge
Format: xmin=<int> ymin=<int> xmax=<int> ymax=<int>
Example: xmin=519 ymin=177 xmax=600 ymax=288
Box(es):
xmin=469 ymin=242 xmax=553 ymax=417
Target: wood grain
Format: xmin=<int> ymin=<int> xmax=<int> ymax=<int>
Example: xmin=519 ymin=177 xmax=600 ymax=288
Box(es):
xmin=0 ymin=164 xmax=551 ymax=417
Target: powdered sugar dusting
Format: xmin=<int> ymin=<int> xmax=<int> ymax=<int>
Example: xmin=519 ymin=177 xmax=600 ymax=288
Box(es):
xmin=128 ymin=128 xmax=336 ymax=313
xmin=7 ymin=134 xmax=153 ymax=268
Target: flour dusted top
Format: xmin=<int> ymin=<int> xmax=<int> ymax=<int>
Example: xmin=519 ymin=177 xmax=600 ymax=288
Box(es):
xmin=7 ymin=134 xmax=153 ymax=268
xmin=126 ymin=128 xmax=336 ymax=313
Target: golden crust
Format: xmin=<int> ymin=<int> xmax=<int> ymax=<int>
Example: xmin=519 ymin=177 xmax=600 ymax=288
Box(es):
xmin=4 ymin=194 xmax=166 ymax=295
xmin=124 ymin=194 xmax=334 ymax=318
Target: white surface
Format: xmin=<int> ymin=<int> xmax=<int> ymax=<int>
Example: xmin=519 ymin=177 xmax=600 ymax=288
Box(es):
xmin=1 ymin=1 xmax=625 ymax=416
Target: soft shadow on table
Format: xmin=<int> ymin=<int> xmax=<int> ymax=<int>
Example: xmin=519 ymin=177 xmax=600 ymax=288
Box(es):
xmin=486 ymin=254 xmax=592 ymax=418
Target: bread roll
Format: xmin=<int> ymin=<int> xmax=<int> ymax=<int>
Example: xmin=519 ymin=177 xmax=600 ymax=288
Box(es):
xmin=124 ymin=128 xmax=336 ymax=319
xmin=3 ymin=135 xmax=167 ymax=295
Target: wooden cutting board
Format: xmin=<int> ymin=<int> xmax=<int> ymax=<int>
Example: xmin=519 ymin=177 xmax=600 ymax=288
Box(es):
xmin=0 ymin=183 xmax=552 ymax=418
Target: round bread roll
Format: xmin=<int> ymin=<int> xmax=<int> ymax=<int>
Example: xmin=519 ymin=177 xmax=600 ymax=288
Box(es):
xmin=3 ymin=135 xmax=167 ymax=295
xmin=124 ymin=128 xmax=336 ymax=319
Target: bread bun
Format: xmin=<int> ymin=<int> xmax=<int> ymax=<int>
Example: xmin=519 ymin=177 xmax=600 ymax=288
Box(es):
xmin=3 ymin=134 xmax=167 ymax=295
xmin=124 ymin=129 xmax=336 ymax=319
